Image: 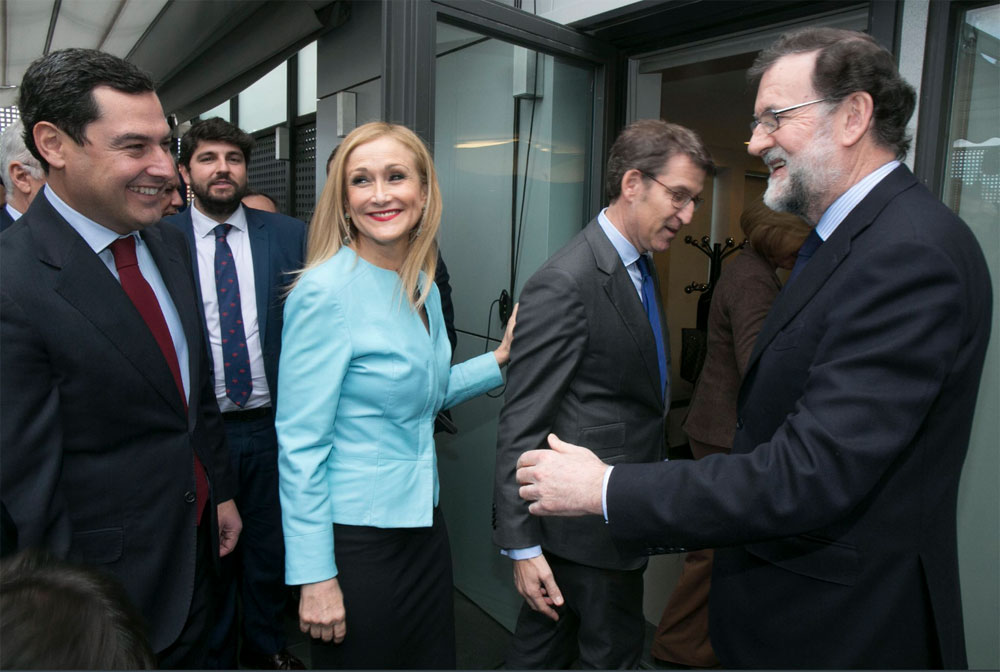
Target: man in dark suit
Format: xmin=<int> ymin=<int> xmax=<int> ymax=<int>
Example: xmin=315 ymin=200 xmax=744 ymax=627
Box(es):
xmin=516 ymin=28 xmax=992 ymax=669
xmin=0 ymin=119 xmax=46 ymax=231
xmin=493 ymin=120 xmax=713 ymax=668
xmin=167 ymin=117 xmax=306 ymax=670
xmin=0 ymin=49 xmax=241 ymax=669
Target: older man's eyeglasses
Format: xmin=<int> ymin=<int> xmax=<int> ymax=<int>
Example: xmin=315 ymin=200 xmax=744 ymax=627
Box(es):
xmin=640 ymin=172 xmax=703 ymax=211
xmin=749 ymin=98 xmax=831 ymax=135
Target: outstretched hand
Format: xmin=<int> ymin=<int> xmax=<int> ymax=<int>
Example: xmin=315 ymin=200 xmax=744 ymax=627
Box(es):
xmin=516 ymin=433 xmax=607 ymax=516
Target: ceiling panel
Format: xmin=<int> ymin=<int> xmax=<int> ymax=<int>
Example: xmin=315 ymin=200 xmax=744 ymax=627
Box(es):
xmin=101 ymin=0 xmax=171 ymax=57
xmin=49 ymin=0 xmax=122 ymax=51
xmin=2 ymin=0 xmax=56 ymax=106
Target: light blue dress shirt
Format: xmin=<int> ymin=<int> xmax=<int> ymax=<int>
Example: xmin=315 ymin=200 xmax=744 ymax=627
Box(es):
xmin=815 ymin=160 xmax=900 ymax=241
xmin=276 ymin=246 xmax=503 ymax=585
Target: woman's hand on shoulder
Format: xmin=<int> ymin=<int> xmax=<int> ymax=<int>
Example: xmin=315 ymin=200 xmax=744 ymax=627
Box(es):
xmin=299 ymin=576 xmax=347 ymax=643
xmin=494 ymin=303 xmax=519 ymax=368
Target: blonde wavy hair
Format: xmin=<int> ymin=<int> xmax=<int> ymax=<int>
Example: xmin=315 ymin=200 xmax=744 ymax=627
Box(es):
xmin=299 ymin=122 xmax=441 ymax=310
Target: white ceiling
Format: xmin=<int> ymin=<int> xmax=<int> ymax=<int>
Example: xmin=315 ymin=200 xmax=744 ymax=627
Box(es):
xmin=1 ymin=0 xmax=172 ymax=108
xmin=0 ymin=0 xmax=339 ymax=117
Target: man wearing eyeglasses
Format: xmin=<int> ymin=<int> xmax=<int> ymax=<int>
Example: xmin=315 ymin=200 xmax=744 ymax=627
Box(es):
xmin=515 ymin=28 xmax=992 ymax=669
xmin=493 ymin=119 xmax=713 ymax=669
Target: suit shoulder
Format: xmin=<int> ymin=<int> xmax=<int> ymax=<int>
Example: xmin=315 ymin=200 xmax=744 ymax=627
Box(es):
xmin=533 ymin=225 xmax=597 ymax=276
xmin=149 ymin=219 xmax=189 ymax=247
xmin=250 ymin=209 xmax=307 ymax=232
xmin=161 ymin=211 xmax=191 ymax=233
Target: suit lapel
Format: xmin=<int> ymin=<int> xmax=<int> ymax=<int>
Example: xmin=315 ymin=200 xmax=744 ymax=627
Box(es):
xmin=247 ymin=210 xmax=271 ymax=346
xmin=143 ymin=224 xmax=202 ymax=418
xmin=174 ymin=210 xmax=214 ymax=374
xmin=744 ymin=165 xmax=920 ymax=376
xmin=34 ymin=201 xmax=187 ymax=418
xmin=584 ymin=221 xmax=663 ymax=403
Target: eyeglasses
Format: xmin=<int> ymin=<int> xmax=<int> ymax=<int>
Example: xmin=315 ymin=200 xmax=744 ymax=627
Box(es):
xmin=640 ymin=172 xmax=703 ymax=211
xmin=749 ymin=98 xmax=831 ymax=135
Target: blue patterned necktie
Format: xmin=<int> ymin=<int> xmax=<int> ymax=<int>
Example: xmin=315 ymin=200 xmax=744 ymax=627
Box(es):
xmin=636 ymin=255 xmax=667 ymax=400
xmin=213 ymin=224 xmax=252 ymax=407
xmin=787 ymin=229 xmax=823 ymax=285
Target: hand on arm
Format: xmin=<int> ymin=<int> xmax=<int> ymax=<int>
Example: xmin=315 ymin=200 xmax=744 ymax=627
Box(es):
xmin=493 ymin=303 xmax=519 ymax=367
xmin=513 ymin=554 xmax=564 ymax=621
xmin=216 ymin=499 xmax=242 ymax=557
xmin=517 ymin=433 xmax=606 ymax=516
xmin=299 ymin=577 xmax=347 ymax=643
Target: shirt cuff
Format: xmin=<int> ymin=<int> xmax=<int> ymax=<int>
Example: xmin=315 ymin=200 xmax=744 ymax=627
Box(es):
xmin=602 ymin=465 xmax=614 ymax=523
xmin=501 ymin=546 xmax=543 ymax=560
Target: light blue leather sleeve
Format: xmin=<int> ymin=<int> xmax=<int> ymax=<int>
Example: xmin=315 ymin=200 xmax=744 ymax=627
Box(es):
xmin=275 ymin=273 xmax=349 ymax=585
xmin=442 ymin=351 xmax=503 ymax=410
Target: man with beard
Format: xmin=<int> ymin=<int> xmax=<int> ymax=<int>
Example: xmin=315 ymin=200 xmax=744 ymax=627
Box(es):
xmin=513 ymin=28 xmax=992 ymax=669
xmin=167 ymin=117 xmax=306 ymax=670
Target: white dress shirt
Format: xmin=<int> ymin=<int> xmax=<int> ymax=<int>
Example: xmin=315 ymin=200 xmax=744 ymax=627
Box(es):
xmin=189 ymin=203 xmax=271 ymax=411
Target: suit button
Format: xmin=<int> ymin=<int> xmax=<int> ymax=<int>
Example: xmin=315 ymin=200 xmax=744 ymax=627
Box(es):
xmin=184 ymin=491 xmax=196 ymax=504
xmin=736 ymin=416 xmax=744 ymax=430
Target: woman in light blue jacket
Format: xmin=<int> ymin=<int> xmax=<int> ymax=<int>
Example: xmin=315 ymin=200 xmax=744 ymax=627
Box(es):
xmin=275 ymin=122 xmax=515 ymax=669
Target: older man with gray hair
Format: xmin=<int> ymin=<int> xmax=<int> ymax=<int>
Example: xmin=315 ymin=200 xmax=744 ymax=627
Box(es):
xmin=0 ymin=120 xmax=46 ymax=230
xmin=516 ymin=27 xmax=991 ymax=669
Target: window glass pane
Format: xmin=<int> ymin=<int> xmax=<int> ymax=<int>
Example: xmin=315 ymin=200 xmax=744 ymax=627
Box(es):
xmin=239 ymin=61 xmax=287 ymax=133
xmin=947 ymin=5 xmax=1000 ymax=670
xmin=199 ymin=99 xmax=230 ymax=122
xmin=298 ymin=41 xmax=318 ymax=116
xmin=943 ymin=4 xmax=1000 ymax=227
xmin=432 ymin=19 xmax=595 ymax=631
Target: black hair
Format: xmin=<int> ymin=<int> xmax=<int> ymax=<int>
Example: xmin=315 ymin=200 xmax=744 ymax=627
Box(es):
xmin=179 ymin=117 xmax=254 ymax=168
xmin=0 ymin=549 xmax=156 ymax=669
xmin=17 ymin=48 xmax=156 ymax=173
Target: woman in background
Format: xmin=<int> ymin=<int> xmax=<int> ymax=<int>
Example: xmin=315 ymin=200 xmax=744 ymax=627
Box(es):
xmin=276 ymin=122 xmax=515 ymax=669
xmin=652 ymin=199 xmax=809 ymax=668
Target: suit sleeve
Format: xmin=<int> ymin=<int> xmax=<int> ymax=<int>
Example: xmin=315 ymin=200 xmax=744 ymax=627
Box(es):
xmin=607 ymin=238 xmax=969 ymax=551
xmin=0 ymin=287 xmax=72 ymax=554
xmin=493 ymin=265 xmax=588 ymax=550
xmin=275 ymin=274 xmax=349 ymax=584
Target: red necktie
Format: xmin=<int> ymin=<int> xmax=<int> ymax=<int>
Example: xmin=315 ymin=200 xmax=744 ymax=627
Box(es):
xmin=110 ymin=236 xmax=209 ymax=525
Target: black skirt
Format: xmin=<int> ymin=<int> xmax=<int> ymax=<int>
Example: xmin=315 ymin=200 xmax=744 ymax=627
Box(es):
xmin=309 ymin=507 xmax=456 ymax=670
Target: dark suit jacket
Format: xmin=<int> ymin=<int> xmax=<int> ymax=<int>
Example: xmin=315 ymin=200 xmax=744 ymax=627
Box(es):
xmin=494 ymin=218 xmax=668 ymax=571
xmin=606 ymin=166 xmax=992 ymax=668
xmin=682 ymin=244 xmax=779 ymax=450
xmin=165 ymin=206 xmax=306 ymax=402
xmin=0 ymin=206 xmax=14 ymax=232
xmin=0 ymin=194 xmax=235 ymax=653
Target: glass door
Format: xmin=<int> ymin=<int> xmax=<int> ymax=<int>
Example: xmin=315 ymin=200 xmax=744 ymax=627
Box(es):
xmin=428 ymin=16 xmax=609 ymax=630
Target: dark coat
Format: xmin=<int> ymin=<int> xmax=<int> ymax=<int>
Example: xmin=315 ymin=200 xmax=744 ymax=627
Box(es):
xmin=607 ymin=166 xmax=992 ymax=668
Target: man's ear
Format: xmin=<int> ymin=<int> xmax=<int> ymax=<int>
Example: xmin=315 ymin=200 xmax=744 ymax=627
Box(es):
xmin=839 ymin=91 xmax=875 ymax=148
xmin=8 ymin=162 xmax=35 ymax=196
xmin=32 ymin=121 xmax=69 ymax=170
xmin=178 ymin=164 xmax=191 ymax=183
xmin=620 ymin=168 xmax=645 ymax=202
